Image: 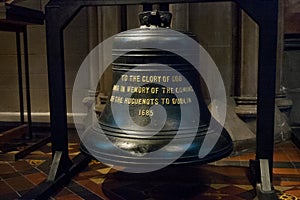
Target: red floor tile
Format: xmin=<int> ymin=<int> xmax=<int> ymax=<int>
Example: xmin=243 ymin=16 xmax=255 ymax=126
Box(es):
xmin=287 ymin=152 xmax=300 ymax=162
xmin=55 ymin=193 xmax=83 ymax=200
xmin=273 ymin=168 xmax=300 ymax=176
xmin=9 ymin=160 xmax=32 ymax=172
xmin=24 ymin=172 xmax=47 ymax=185
xmin=74 ymin=170 xmax=102 ymax=181
xmin=221 ymin=196 xmax=245 ymax=200
xmin=0 ymin=163 xmax=16 ymax=175
xmin=75 ymin=179 xmax=105 ymax=197
xmin=279 ymin=180 xmax=300 ymax=186
xmin=54 ymin=188 xmax=83 ymax=200
xmin=218 ymin=185 xmax=248 ymax=195
xmin=236 ymin=153 xmax=255 ymax=162
xmin=0 ymin=180 xmax=17 ymax=195
xmin=273 ymin=152 xmax=290 ymax=162
xmin=203 ymin=165 xmax=249 ymax=177
xmin=286 ymin=189 xmax=300 ymax=198
xmin=5 ymin=175 xmax=35 ymax=193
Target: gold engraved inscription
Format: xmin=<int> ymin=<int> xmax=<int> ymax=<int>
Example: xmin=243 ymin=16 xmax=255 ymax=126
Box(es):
xmin=112 ymin=75 xmax=193 ymax=117
xmin=121 ymin=75 xmax=184 ymax=83
xmin=138 ymin=109 xmax=154 ymax=117
xmin=111 ymin=96 xmax=192 ymax=105
xmin=114 ymin=85 xmax=193 ymax=94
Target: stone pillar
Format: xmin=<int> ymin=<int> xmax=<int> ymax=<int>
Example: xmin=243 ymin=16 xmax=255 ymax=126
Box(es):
xmin=87 ymin=7 xmax=99 ymax=98
xmin=188 ymin=2 xmax=237 ymax=96
xmin=187 ymin=3 xmax=258 ymax=153
xmin=235 ymin=3 xmax=291 ymax=141
xmin=126 ymin=5 xmax=142 ymax=29
xmin=83 ymin=6 xmax=122 ymax=119
xmin=82 ymin=7 xmax=101 ymax=124
xmin=274 ymin=0 xmax=292 ymax=141
xmin=234 ymin=9 xmax=259 ymax=119
xmin=283 ymin=0 xmax=300 ymax=126
xmin=64 ymin=8 xmax=89 ymax=124
xmin=98 ymin=6 xmax=121 ymax=96
xmin=275 ymin=0 xmax=293 ymax=114
xmin=170 ymin=3 xmax=189 ymax=31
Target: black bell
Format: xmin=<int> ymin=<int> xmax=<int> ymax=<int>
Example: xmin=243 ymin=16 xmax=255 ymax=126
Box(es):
xmin=81 ymin=10 xmax=233 ymax=172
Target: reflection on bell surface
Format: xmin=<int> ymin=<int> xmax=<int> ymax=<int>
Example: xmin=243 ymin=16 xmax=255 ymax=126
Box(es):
xmin=82 ymin=10 xmax=233 ymax=170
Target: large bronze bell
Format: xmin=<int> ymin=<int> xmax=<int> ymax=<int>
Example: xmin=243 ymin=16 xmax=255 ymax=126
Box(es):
xmin=83 ymin=10 xmax=233 ymax=170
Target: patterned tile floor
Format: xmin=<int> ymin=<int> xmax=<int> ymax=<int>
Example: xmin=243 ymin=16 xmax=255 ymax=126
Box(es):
xmin=0 ymin=130 xmax=299 ymax=199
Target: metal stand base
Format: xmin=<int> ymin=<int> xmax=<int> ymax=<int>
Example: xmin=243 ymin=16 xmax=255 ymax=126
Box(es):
xmin=20 ymin=153 xmax=92 ymax=200
xmin=251 ymin=159 xmax=278 ymax=200
xmin=0 ymin=125 xmax=50 ymax=161
xmin=256 ymin=184 xmax=278 ymax=200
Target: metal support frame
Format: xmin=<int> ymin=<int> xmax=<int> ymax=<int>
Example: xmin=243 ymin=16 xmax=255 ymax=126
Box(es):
xmin=17 ymin=27 xmax=33 ymax=136
xmin=16 ymin=31 xmax=25 ymax=124
xmin=22 ymin=27 xmax=33 ymax=137
xmin=0 ymin=24 xmax=32 ymax=138
xmin=37 ymin=0 xmax=278 ymax=198
xmin=0 ymin=4 xmax=47 ymax=161
xmin=0 ymin=22 xmax=53 ymax=162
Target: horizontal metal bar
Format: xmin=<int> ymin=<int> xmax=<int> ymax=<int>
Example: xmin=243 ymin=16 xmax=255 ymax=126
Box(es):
xmin=47 ymin=0 xmax=231 ymax=7
xmin=0 ymin=124 xmax=28 ymax=144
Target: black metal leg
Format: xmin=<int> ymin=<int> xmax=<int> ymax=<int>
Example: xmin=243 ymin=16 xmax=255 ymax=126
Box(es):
xmin=45 ymin=5 xmax=76 ymax=174
xmin=16 ymin=31 xmax=24 ymax=124
xmin=160 ymin=3 xmax=169 ymax=11
xmin=143 ymin=4 xmax=152 ymax=11
xmin=121 ymin=5 xmax=127 ymax=31
xmin=256 ymin=19 xmax=278 ymax=181
xmin=23 ymin=27 xmax=32 ymax=138
xmin=236 ymin=0 xmax=278 ymax=183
